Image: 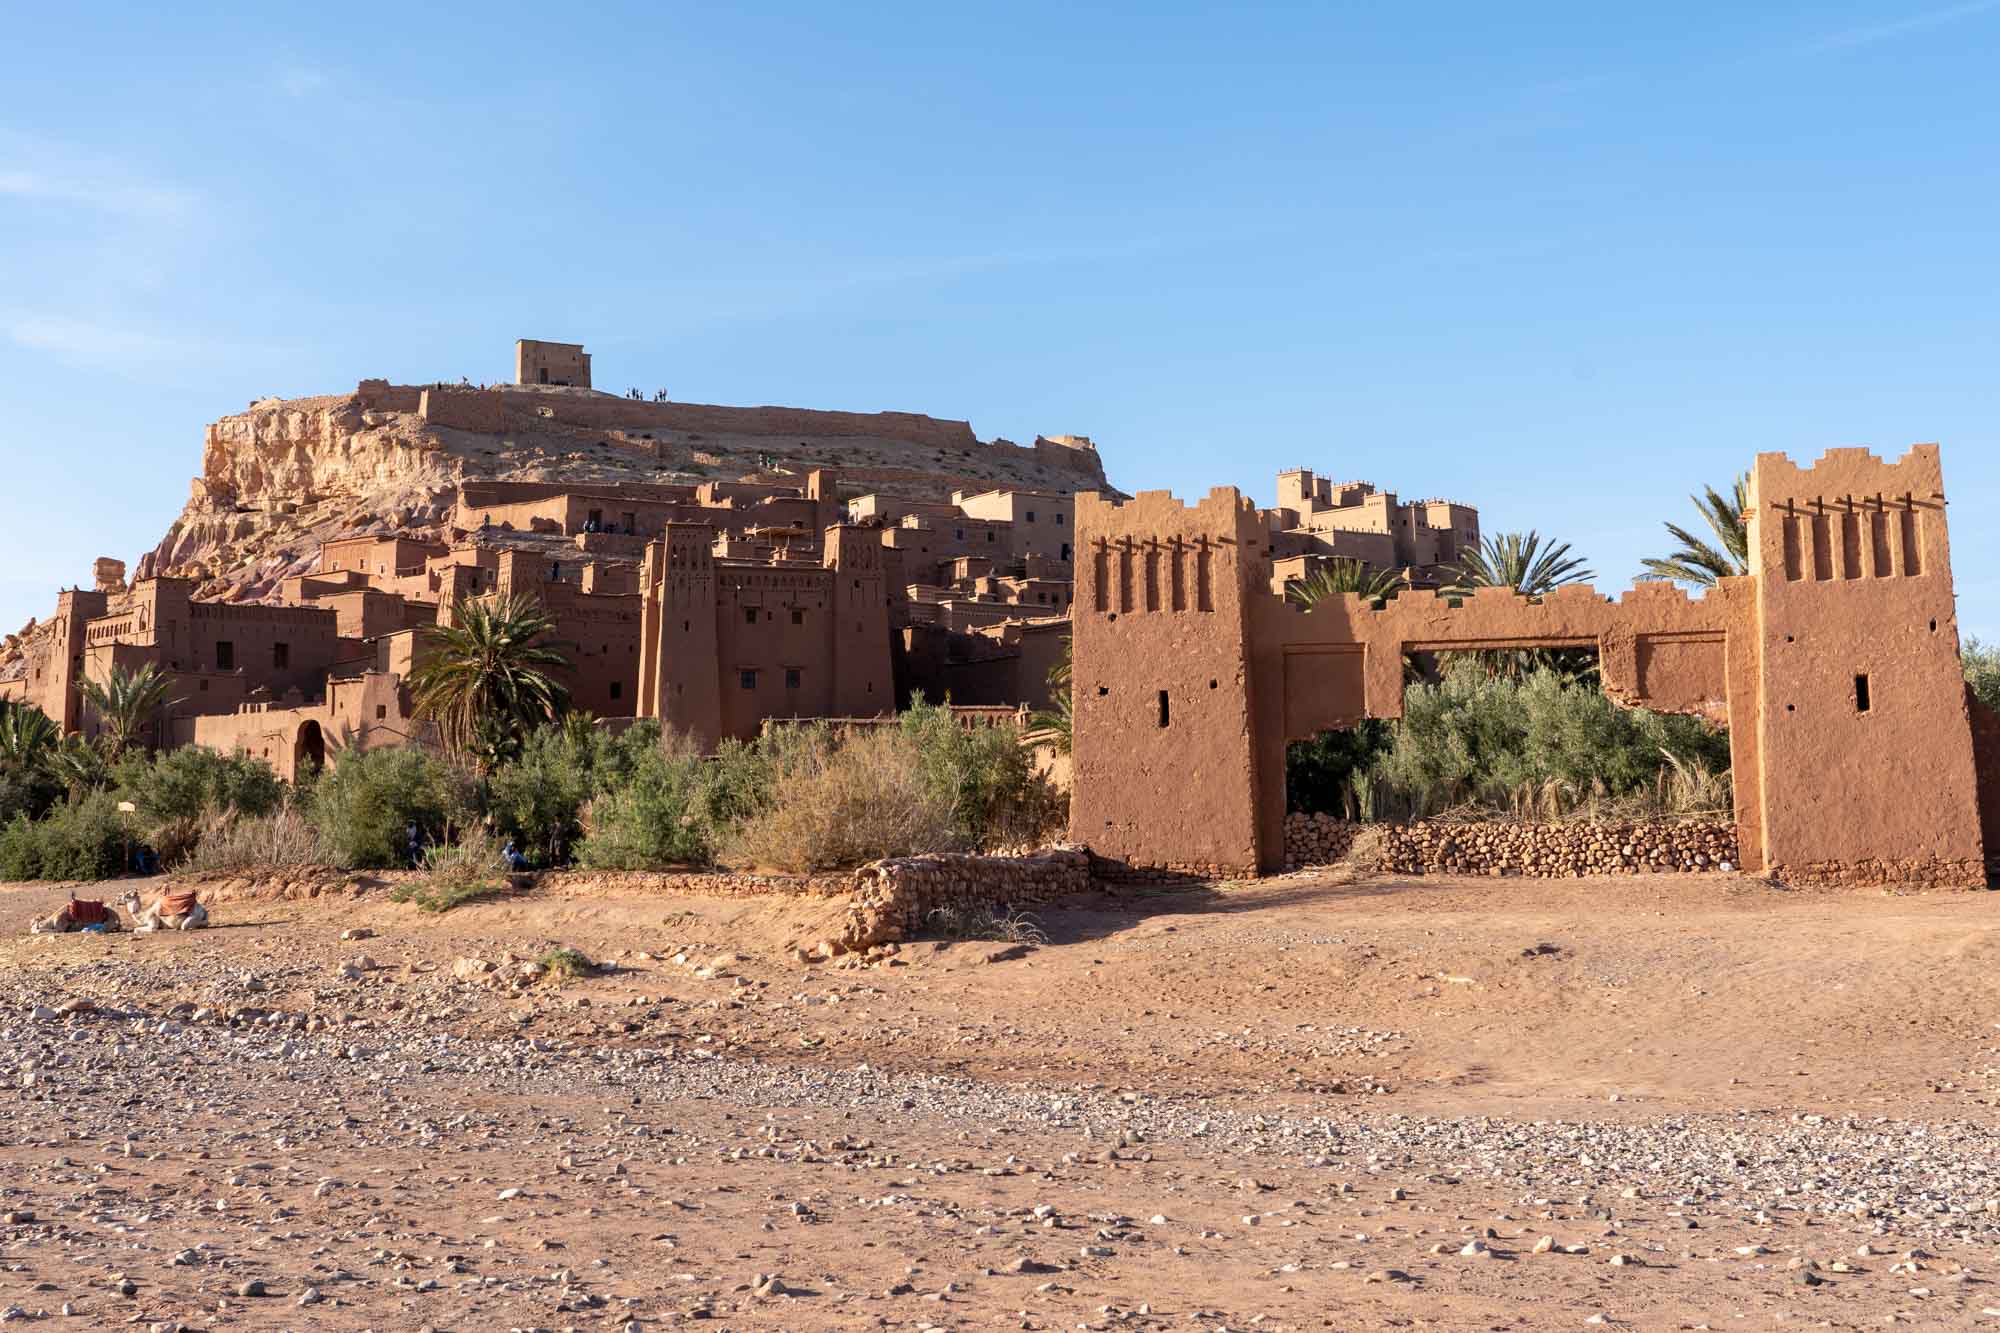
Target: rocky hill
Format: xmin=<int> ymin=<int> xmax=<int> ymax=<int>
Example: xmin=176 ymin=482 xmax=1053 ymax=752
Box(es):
xmin=0 ymin=378 xmax=1116 ymax=679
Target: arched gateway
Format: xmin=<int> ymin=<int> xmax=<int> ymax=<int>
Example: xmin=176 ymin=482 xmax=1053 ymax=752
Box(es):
xmin=1070 ymin=446 xmax=1996 ymax=887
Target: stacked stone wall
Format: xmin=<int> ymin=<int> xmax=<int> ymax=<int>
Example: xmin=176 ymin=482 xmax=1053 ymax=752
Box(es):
xmin=839 ymin=846 xmax=1092 ymax=949
xmin=1283 ymin=814 xmax=1738 ymax=877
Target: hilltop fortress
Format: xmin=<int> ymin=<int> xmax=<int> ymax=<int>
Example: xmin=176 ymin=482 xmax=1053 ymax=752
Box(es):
xmin=0 ymin=338 xmax=1483 ymax=782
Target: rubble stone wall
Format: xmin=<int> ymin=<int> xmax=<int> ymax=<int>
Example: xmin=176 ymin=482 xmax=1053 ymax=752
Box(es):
xmin=839 ymin=847 xmax=1092 ymax=950
xmin=1284 ymin=812 xmax=1739 ymax=877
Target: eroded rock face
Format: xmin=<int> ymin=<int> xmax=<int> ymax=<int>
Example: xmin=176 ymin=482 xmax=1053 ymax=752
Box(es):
xmin=140 ymin=381 xmax=1112 ymax=610
xmin=146 ymin=391 xmax=461 ymax=600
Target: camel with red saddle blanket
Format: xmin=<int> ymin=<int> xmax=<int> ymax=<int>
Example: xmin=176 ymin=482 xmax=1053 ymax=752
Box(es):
xmin=29 ymin=897 xmax=126 ymax=934
xmin=121 ymin=889 xmax=209 ymax=932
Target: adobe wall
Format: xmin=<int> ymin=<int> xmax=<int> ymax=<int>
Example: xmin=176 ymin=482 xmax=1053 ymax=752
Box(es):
xmin=488 ymin=558 xmax=645 ymax=718
xmin=181 ymin=672 xmax=427 ymax=781
xmin=515 ymin=339 xmax=592 ymax=388
xmin=1071 ymin=447 xmax=1988 ymax=888
xmin=459 ymin=479 xmax=699 ymax=508
xmin=416 ymin=382 xmax=984 ymax=454
xmin=638 ymin=523 xmax=893 ymax=745
xmin=1069 ymin=489 xmax=1269 ymax=877
xmin=1745 ymin=447 xmax=1980 ymax=886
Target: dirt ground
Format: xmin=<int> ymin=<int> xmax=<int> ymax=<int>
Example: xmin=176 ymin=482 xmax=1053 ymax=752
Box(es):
xmin=4 ymin=868 xmax=2000 ymax=1331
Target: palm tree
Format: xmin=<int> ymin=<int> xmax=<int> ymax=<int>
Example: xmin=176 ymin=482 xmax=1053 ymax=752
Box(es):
xmin=0 ymin=701 xmax=58 ymax=769
xmin=1640 ymin=474 xmax=1750 ymax=587
xmin=1028 ymin=636 xmax=1073 ymax=755
xmin=1449 ymin=531 xmax=1595 ymax=597
xmin=1285 ymin=558 xmax=1406 ymax=609
xmin=410 ymin=592 xmax=573 ymax=768
xmin=1446 ymin=532 xmax=1595 ymax=681
xmin=47 ymin=734 xmax=109 ymax=800
xmin=76 ymin=662 xmax=182 ymax=757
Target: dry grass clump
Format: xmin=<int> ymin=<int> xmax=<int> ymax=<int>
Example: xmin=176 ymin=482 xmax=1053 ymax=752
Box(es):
xmin=725 ymin=725 xmax=958 ymax=873
xmin=924 ymin=905 xmax=1049 ymax=945
xmin=181 ymin=809 xmax=329 ymax=873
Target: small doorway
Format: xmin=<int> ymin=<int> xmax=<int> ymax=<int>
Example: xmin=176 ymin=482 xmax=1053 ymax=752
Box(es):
xmin=295 ymin=720 xmax=326 ymax=777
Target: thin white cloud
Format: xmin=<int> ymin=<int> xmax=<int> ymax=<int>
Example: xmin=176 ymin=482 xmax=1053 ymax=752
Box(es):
xmin=276 ymin=66 xmax=330 ymax=97
xmin=0 ymin=313 xmax=260 ymax=375
xmin=2 ymin=315 xmax=188 ymax=364
xmin=0 ymin=146 xmax=200 ymax=222
xmin=1805 ymin=0 xmax=2000 ymax=51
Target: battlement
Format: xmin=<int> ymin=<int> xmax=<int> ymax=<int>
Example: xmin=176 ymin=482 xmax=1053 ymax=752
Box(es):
xmin=1750 ymin=445 xmax=1948 ymax=586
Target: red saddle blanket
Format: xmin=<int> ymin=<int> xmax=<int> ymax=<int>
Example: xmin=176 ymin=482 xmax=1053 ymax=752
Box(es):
xmin=67 ymin=899 xmax=113 ymax=926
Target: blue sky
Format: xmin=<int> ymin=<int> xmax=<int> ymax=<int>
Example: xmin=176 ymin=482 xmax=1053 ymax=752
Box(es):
xmin=3 ymin=2 xmax=1998 ymax=636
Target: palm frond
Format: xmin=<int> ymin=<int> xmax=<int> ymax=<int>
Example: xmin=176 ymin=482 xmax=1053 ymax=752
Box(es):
xmin=1286 ymin=559 xmax=1406 ymax=609
xmin=409 ymin=591 xmax=575 ymax=769
xmin=1447 ymin=531 xmax=1594 ymax=598
xmin=1641 ymin=473 xmax=1749 ymax=588
xmin=75 ymin=663 xmax=183 ymax=757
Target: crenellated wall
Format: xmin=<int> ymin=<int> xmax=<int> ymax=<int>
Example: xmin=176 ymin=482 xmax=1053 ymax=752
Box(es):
xmin=1072 ymin=446 xmax=1989 ymax=889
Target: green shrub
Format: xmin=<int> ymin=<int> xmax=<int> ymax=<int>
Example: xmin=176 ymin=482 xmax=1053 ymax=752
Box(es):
xmin=538 ymin=945 xmax=594 ymax=981
xmin=390 ymin=827 xmax=511 ymax=912
xmin=0 ymin=792 xmax=130 ymax=881
xmin=116 ymin=745 xmax=286 ymax=865
xmin=120 ymin=745 xmax=285 ymax=823
xmin=1286 ymin=720 xmax=1392 ymax=817
xmin=576 ymin=738 xmax=714 ymax=869
xmin=1966 ymin=636 xmax=2000 ymax=714
xmin=308 ymin=747 xmax=472 ymax=869
xmin=694 ymin=734 xmax=780 ymax=835
xmin=1371 ymin=663 xmax=1731 ymax=819
xmin=897 ymin=699 xmax=1060 ymax=847
xmin=0 ymin=763 xmax=62 ymax=828
xmin=486 ymin=720 xmax=665 ymax=866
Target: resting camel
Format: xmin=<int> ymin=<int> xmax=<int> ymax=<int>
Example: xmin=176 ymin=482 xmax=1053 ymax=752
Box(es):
xmin=121 ymin=889 xmax=208 ymax=932
xmin=29 ymin=897 xmax=125 ymax=934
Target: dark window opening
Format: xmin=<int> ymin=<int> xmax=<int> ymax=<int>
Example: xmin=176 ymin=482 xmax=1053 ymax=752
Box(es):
xmin=1096 ymin=685 xmax=1109 ymax=697
xmin=785 ymin=668 xmax=801 ymax=689
xmin=375 ymin=705 xmax=387 ymax=720
xmin=1157 ymin=690 xmax=1170 ymax=728
xmin=216 ymin=641 xmax=235 ymax=671
xmin=273 ymin=641 xmax=289 ymax=669
xmin=791 ymin=609 xmax=804 ymax=625
xmin=610 ymin=681 xmax=622 ymax=700
xmin=744 ymin=607 xmax=758 ymax=624
xmin=1026 ymin=510 xmax=1037 ymax=523
xmin=1055 ymin=513 xmax=1065 ymax=526
xmin=1855 ymin=673 xmax=1872 ymax=714
xmin=740 ymin=669 xmax=758 ymax=690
